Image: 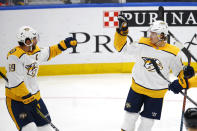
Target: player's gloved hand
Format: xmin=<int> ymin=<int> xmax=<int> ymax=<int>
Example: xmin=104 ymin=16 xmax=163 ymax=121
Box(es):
xmin=184 ymin=65 xmax=195 ymax=79
xmin=168 ymin=79 xmax=186 ymax=94
xmin=22 ymin=94 xmax=40 ymax=112
xmin=58 ymin=37 xmax=77 ymax=51
xmin=64 ymin=37 xmax=77 ymax=48
xmin=116 ymin=15 xmax=128 ymax=36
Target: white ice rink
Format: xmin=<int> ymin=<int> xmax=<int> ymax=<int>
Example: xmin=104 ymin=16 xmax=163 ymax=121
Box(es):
xmin=0 ymin=73 xmax=197 ymax=131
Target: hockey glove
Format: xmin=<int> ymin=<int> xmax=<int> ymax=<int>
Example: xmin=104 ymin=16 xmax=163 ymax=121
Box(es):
xmin=22 ymin=94 xmax=40 ymax=112
xmin=168 ymin=79 xmax=187 ymax=94
xmin=117 ymin=15 xmax=128 ymax=36
xmin=58 ymin=37 xmax=77 ymax=51
xmin=184 ymin=65 xmax=195 ymax=79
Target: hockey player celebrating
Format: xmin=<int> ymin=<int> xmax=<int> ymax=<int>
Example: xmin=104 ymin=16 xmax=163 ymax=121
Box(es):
xmin=114 ymin=15 xmax=192 ymax=131
xmin=5 ymin=26 xmax=77 ymax=131
xmin=184 ymin=108 xmax=197 ymax=131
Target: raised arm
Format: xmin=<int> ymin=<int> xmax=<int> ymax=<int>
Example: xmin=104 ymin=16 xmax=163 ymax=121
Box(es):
xmin=40 ymin=37 xmax=77 ymax=62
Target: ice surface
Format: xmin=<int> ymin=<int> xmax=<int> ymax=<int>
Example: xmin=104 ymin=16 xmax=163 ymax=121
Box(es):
xmin=0 ymin=73 xmax=196 ymax=131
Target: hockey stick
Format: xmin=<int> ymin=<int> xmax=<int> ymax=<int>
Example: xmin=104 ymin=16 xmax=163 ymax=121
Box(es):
xmin=179 ymin=35 xmax=194 ymax=131
xmin=0 ymin=70 xmax=8 ymax=82
xmin=157 ymin=6 xmax=197 ymax=130
xmin=180 ymin=57 xmax=191 ymax=131
xmin=157 ymin=6 xmax=197 ymax=62
xmin=0 ymin=71 xmax=59 ymax=131
xmin=149 ymin=58 xmax=197 ymax=107
xmin=168 ymin=31 xmax=197 ymax=62
xmin=0 ymin=71 xmax=8 ymax=82
xmin=36 ymin=108 xmax=59 ymax=131
xmin=158 ymin=6 xmax=164 ymax=21
xmin=179 ymin=34 xmax=195 ymax=131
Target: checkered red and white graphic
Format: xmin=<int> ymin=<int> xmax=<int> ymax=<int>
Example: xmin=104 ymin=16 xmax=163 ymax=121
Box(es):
xmin=103 ymin=11 xmax=120 ymax=28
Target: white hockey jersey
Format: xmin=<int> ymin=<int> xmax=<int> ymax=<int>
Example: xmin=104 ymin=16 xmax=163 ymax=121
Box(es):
xmin=5 ymin=44 xmax=62 ymax=103
xmin=114 ymin=33 xmax=184 ymax=98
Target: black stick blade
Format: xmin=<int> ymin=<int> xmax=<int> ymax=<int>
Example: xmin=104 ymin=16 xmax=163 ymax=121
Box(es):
xmin=0 ymin=71 xmax=8 ymax=82
xmin=158 ymin=6 xmax=164 ymax=21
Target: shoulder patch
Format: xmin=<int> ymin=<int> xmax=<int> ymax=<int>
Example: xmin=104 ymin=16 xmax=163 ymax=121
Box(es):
xmin=9 ymin=48 xmax=16 ymax=54
xmin=7 ymin=46 xmax=25 ymax=59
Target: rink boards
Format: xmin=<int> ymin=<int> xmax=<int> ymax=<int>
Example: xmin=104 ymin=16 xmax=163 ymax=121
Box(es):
xmin=0 ymin=2 xmax=197 ymax=75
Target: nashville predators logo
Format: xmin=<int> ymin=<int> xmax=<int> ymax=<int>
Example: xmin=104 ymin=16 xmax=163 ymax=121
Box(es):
xmin=142 ymin=57 xmax=163 ymax=72
xmin=125 ymin=102 xmax=131 ymax=109
xmin=19 ymin=112 xmax=27 ymax=119
xmin=24 ymin=27 xmax=30 ymax=31
xmin=25 ymin=62 xmax=38 ymax=77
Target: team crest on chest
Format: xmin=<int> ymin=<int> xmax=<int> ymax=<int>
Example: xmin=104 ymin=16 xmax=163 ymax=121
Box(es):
xmin=142 ymin=57 xmax=163 ymax=72
xmin=25 ymin=62 xmax=38 ymax=77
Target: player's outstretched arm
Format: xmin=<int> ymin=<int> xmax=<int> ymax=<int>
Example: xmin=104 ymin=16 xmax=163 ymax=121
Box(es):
xmin=48 ymin=37 xmax=77 ymax=60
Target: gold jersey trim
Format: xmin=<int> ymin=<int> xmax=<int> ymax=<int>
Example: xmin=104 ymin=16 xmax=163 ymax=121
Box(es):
xmin=5 ymin=81 xmax=41 ymax=102
xmin=7 ymin=45 xmax=41 ymax=59
xmin=48 ymin=44 xmax=62 ymax=61
xmin=131 ymin=78 xmax=168 ymax=98
xmin=6 ymin=97 xmax=20 ymax=130
xmin=6 ymin=88 xmax=41 ymax=102
xmin=6 ymin=81 xmax=29 ymax=98
xmin=138 ymin=37 xmax=180 ymax=56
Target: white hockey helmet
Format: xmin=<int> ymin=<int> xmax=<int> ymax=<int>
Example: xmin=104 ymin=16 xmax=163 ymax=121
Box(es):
xmin=148 ymin=20 xmax=168 ymax=37
xmin=17 ymin=26 xmax=39 ymax=44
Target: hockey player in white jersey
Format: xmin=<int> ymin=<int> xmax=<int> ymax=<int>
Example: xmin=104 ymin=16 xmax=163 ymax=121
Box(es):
xmin=114 ymin=15 xmax=192 ymax=131
xmin=5 ymin=26 xmax=77 ymax=131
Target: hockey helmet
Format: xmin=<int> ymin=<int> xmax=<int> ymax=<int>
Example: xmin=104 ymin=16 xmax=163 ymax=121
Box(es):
xmin=184 ymin=108 xmax=197 ymax=129
xmin=17 ymin=26 xmax=39 ymax=44
xmin=148 ymin=20 xmax=168 ymax=37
